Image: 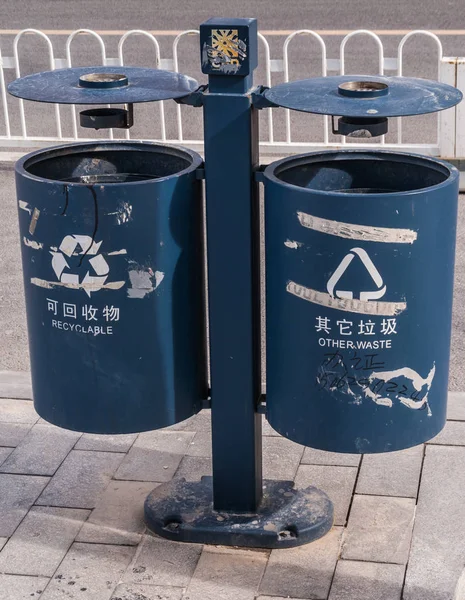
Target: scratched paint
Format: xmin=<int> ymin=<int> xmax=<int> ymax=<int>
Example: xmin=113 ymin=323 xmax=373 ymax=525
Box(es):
xmin=31 ymin=277 xmax=125 ymax=293
xmin=297 ymin=211 xmax=418 ymax=244
xmin=286 ymin=280 xmax=406 ymax=316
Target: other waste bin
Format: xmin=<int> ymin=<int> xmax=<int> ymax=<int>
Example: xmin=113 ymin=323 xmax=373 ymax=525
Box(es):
xmin=16 ymin=141 xmax=206 ymax=433
xmin=264 ymin=149 xmax=459 ymax=453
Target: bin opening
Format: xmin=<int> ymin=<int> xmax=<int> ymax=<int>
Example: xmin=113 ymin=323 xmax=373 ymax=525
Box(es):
xmin=23 ymin=143 xmax=195 ymax=184
xmin=272 ymin=152 xmax=450 ymax=195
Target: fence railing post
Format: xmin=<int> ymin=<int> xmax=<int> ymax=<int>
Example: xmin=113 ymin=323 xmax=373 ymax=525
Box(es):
xmin=439 ymin=57 xmax=458 ymax=159
xmin=454 ymin=58 xmax=465 ymax=160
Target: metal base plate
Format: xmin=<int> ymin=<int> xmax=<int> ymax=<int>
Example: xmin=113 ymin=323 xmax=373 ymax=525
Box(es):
xmin=144 ymin=476 xmax=333 ymax=549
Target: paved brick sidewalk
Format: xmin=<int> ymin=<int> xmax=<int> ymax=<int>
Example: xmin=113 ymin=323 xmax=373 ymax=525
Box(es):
xmin=0 ymin=374 xmax=464 ymax=600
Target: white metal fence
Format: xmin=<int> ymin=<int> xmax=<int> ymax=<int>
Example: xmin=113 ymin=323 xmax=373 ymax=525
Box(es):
xmin=1 ymin=28 xmax=465 ymax=158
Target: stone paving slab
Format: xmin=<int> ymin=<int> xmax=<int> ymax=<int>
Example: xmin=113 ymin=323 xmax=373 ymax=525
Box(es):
xmin=76 ymin=480 xmax=156 ymax=546
xmin=404 ymin=445 xmax=465 ymax=600
xmin=36 ymin=450 xmax=125 ymax=509
xmin=301 ymin=447 xmax=361 ymax=467
xmin=356 ymin=445 xmax=424 ymax=498
xmin=114 ymin=430 xmax=195 ymax=482
xmin=0 ymin=574 xmax=49 ymax=600
xmin=427 ymin=420 xmax=465 ymax=445
xmin=0 ymin=422 xmax=31 ymax=447
xmin=0 ymin=473 xmax=49 ymax=537
xmin=263 ymin=436 xmax=305 ymax=480
xmin=0 ymin=447 xmax=12 ymax=465
xmin=342 ymin=495 xmax=416 ymax=565
xmin=123 ymin=534 xmax=202 ymax=588
xmin=184 ymin=545 xmax=269 ymax=600
xmin=0 ymin=423 xmax=81 ymax=475
xmin=0 ymin=398 xmax=38 ymax=424
xmin=40 ymin=542 xmax=135 ymax=600
xmin=0 ymin=506 xmax=89 ymax=577
xmin=295 ymin=465 xmax=358 ymax=526
xmin=328 ymin=560 xmax=405 ymax=600
xmin=0 ymin=539 xmax=6 ymax=551
xmin=447 ymin=392 xmax=465 ymax=420
xmin=75 ymin=433 xmax=138 ymax=453
xmin=0 ymin=371 xmax=32 ymax=400
xmin=259 ymin=527 xmax=343 ymax=599
xmin=111 ymin=583 xmax=184 ymax=600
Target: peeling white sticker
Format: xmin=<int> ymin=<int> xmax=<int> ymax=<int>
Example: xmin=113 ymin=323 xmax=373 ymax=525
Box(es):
xmin=31 ymin=277 xmax=125 ymax=293
xmin=364 ymin=364 xmax=436 ymax=415
xmin=286 ymin=280 xmax=406 ymax=316
xmin=19 ymin=200 xmax=32 ymax=214
xmin=107 ymin=249 xmax=127 ymax=256
xmin=297 ymin=211 xmax=418 ymax=244
xmin=127 ymin=269 xmax=165 ymax=299
xmin=284 ymin=240 xmax=302 ymax=249
xmin=23 ymin=237 xmax=43 ymax=250
xmin=29 ymin=208 xmax=40 ymax=235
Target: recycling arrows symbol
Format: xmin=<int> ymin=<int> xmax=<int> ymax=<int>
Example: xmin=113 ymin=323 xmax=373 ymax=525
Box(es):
xmin=51 ymin=235 xmax=110 ymax=298
xmin=327 ymin=247 xmax=387 ymax=301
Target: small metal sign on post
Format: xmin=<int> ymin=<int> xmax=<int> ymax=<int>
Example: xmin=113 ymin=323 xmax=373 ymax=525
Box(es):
xmin=7 ymin=17 xmax=462 ymax=549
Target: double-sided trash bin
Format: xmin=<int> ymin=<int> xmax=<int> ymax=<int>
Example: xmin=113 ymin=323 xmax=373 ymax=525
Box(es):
xmin=16 ymin=140 xmax=206 ymax=434
xmin=264 ymin=150 xmax=459 ymax=453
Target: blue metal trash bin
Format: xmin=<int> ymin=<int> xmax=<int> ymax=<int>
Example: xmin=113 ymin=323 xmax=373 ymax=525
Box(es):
xmin=264 ymin=150 xmax=459 ymax=453
xmin=16 ymin=141 xmax=207 ymax=434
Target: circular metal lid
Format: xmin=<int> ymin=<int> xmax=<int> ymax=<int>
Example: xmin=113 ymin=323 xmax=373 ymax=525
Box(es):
xmin=8 ymin=66 xmax=199 ymax=104
xmin=263 ymin=75 xmax=462 ymax=117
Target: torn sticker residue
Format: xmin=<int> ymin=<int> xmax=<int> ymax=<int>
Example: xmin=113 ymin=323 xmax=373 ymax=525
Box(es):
xmin=297 ymin=211 xmax=418 ymax=244
xmin=364 ymin=364 xmax=436 ymax=415
xmin=107 ymin=202 xmax=133 ymax=225
xmin=29 ymin=208 xmax=40 ymax=235
xmin=284 ymin=240 xmax=302 ymax=249
xmin=127 ymin=268 xmax=165 ymax=299
xmin=19 ymin=200 xmax=32 ymax=214
xmin=286 ymin=281 xmax=406 ymax=316
xmin=31 ymin=277 xmax=125 ymax=294
xmin=23 ymin=237 xmax=43 ymax=250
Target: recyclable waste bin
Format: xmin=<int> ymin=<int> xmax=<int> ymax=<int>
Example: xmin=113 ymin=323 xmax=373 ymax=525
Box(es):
xmin=261 ymin=75 xmax=462 ymax=453
xmin=16 ymin=141 xmax=206 ymax=434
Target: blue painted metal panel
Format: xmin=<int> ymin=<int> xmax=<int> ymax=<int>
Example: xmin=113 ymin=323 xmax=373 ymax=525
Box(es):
xmin=263 ymin=75 xmax=462 ymax=117
xmin=264 ymin=150 xmax=459 ymax=453
xmin=8 ymin=66 xmax=198 ymax=104
xmin=16 ymin=141 xmax=207 ymax=434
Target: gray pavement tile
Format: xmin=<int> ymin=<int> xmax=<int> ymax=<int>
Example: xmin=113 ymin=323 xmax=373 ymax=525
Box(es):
xmin=36 ymin=450 xmax=125 ymax=509
xmin=262 ymin=416 xmax=280 ymax=437
xmin=0 ymin=474 xmax=49 ymax=537
xmin=123 ymin=534 xmax=202 ymax=587
xmin=111 ymin=583 xmax=184 ymax=599
xmin=175 ymin=456 xmax=212 ymax=481
xmin=114 ymin=431 xmax=195 ymax=482
xmin=301 ymin=448 xmax=361 ymax=467
xmin=165 ymin=410 xmax=211 ymax=433
xmin=184 ymin=545 xmax=268 ymax=600
xmin=342 ymin=495 xmax=415 ymax=564
xmin=40 ymin=542 xmax=135 ymax=600
xmin=404 ymin=445 xmax=465 ymax=600
xmin=328 ymin=560 xmax=405 ymax=600
xmin=260 ymin=527 xmax=343 ymax=599
xmin=295 ymin=465 xmax=358 ymax=526
xmin=0 ymin=371 xmax=32 ymax=400
xmin=0 ymin=574 xmax=49 ymax=600
xmin=356 ymin=445 xmax=424 ymax=498
xmin=0 ymin=506 xmax=89 ymax=577
xmin=186 ymin=430 xmax=212 ymax=457
xmin=257 ymin=597 xmax=305 ymax=600
xmin=0 ymin=539 xmax=6 ymax=551
xmin=263 ymin=437 xmax=305 ymax=480
xmin=75 ymin=433 xmax=138 ymax=453
xmin=427 ymin=420 xmax=465 ymax=445
xmin=448 ymin=392 xmax=465 ymax=420
xmin=0 ymin=422 xmax=31 ymax=447
xmin=0 ymin=398 xmax=38 ymax=424
xmin=76 ymin=481 xmax=156 ymax=545
xmin=0 ymin=447 xmax=12 ymax=465
xmin=0 ymin=424 xmax=81 ymax=476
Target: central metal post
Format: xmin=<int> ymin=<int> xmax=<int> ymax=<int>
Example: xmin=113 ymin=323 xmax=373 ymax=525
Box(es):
xmin=201 ymin=18 xmax=262 ymax=512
